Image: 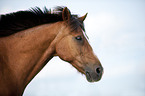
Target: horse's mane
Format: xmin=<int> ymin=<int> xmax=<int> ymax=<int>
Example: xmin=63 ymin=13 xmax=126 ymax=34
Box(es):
xmin=0 ymin=6 xmax=84 ymax=37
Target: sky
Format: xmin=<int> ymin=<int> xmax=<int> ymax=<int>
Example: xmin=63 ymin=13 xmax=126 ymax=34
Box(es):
xmin=0 ymin=0 xmax=145 ymax=96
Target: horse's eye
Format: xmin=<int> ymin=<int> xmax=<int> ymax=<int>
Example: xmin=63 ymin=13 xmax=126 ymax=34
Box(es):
xmin=75 ymin=36 xmax=82 ymax=41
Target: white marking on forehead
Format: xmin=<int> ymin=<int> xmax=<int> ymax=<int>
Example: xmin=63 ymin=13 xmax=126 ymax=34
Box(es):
xmin=82 ymin=29 xmax=89 ymax=41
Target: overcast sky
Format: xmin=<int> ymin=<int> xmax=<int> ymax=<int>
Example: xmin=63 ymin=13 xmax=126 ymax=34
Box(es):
xmin=1 ymin=0 xmax=145 ymax=96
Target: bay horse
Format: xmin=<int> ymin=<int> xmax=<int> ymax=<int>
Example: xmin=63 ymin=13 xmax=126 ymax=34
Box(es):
xmin=0 ymin=6 xmax=103 ymax=96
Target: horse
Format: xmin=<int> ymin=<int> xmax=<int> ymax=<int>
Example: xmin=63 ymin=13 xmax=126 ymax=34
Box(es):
xmin=0 ymin=6 xmax=103 ymax=96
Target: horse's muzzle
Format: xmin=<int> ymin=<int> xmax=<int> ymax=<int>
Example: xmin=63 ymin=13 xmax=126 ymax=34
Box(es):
xmin=85 ymin=65 xmax=103 ymax=82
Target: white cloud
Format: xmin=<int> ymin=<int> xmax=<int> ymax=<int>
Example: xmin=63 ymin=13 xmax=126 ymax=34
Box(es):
xmin=85 ymin=12 xmax=126 ymax=49
xmin=104 ymin=63 xmax=136 ymax=79
xmin=85 ymin=12 xmax=124 ymax=34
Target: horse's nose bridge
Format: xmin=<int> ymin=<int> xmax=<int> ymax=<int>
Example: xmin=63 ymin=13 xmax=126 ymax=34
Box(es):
xmin=85 ymin=54 xmax=103 ymax=74
xmin=87 ymin=53 xmax=101 ymax=66
xmin=85 ymin=56 xmax=102 ymax=69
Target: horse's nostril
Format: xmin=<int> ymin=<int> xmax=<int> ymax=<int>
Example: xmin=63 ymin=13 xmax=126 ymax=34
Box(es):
xmin=96 ymin=67 xmax=101 ymax=74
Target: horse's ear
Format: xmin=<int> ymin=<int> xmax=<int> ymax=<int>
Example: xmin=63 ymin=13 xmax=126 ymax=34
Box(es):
xmin=79 ymin=13 xmax=88 ymax=21
xmin=62 ymin=7 xmax=71 ymax=21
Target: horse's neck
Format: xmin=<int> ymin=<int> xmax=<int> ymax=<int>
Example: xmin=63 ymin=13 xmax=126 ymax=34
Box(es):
xmin=0 ymin=22 xmax=62 ymax=95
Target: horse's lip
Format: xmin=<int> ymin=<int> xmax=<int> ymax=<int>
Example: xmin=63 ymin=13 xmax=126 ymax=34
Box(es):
xmin=85 ymin=71 xmax=93 ymax=82
xmin=85 ymin=71 xmax=103 ymax=82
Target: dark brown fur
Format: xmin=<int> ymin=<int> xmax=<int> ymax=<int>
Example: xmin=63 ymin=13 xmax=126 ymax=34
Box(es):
xmin=0 ymin=6 xmax=84 ymax=37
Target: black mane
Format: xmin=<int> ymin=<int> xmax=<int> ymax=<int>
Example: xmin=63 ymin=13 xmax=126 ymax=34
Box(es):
xmin=0 ymin=6 xmax=84 ymax=37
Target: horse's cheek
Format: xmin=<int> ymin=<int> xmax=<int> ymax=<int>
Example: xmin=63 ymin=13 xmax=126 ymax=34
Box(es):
xmin=56 ymin=38 xmax=72 ymax=62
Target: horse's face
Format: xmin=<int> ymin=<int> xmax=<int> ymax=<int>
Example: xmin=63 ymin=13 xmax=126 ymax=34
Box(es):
xmin=55 ymin=7 xmax=103 ymax=82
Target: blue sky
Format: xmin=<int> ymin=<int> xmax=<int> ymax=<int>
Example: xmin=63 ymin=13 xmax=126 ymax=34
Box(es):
xmin=0 ymin=0 xmax=145 ymax=96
